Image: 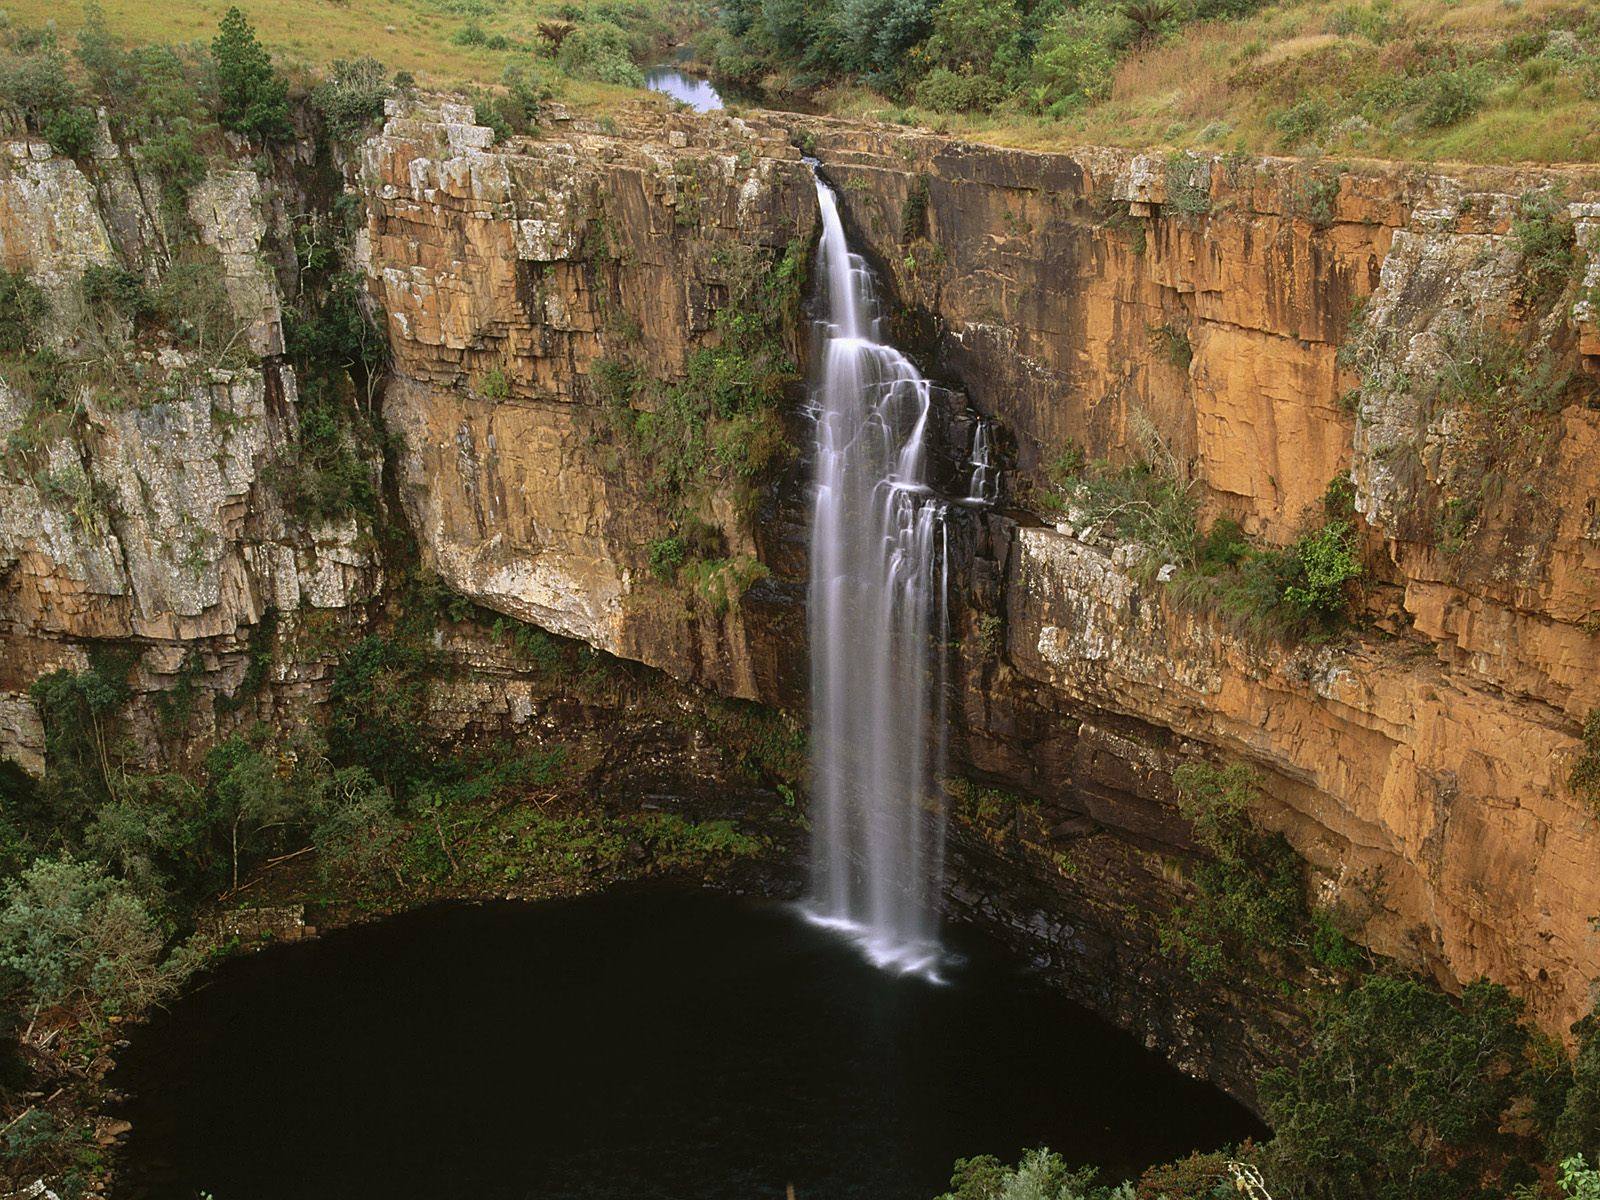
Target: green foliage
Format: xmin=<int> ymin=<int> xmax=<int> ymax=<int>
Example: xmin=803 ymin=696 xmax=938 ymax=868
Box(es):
xmin=557 ymin=21 xmax=644 ymax=86
xmin=469 ymin=64 xmax=551 ymax=140
xmin=1157 ymin=761 xmax=1307 ymax=981
xmin=1028 ymin=8 xmax=1123 ymax=113
xmin=0 ymin=31 xmax=98 ymax=157
xmin=27 ymin=651 xmax=134 ymax=829
xmin=0 ymin=855 xmax=178 ymax=1017
xmin=1558 ymin=1158 xmax=1600 ymax=1200
xmin=76 ymin=11 xmax=214 ymax=215
xmin=939 ymin=1147 xmax=1131 ymax=1200
xmin=648 ymin=533 xmax=689 ymax=581
xmin=1150 ymin=321 xmax=1192 ymax=368
xmin=275 ymin=389 xmax=379 ymax=523
xmin=1555 ymin=1011 xmax=1600 ymax=1163
xmin=1039 ymin=445 xmax=1197 ymax=577
xmin=1280 ymin=519 xmax=1361 ymax=623
xmin=901 ymin=174 xmax=931 ymax=241
xmin=328 ymin=634 xmax=432 ymax=793
xmin=307 ymin=764 xmax=404 ymax=883
xmin=1260 ymin=975 xmax=1535 ymax=1200
xmin=1513 ymin=187 xmax=1577 ymax=300
xmin=312 ymin=55 xmax=393 ymax=142
xmin=1573 ymin=710 xmax=1600 ymax=815
xmin=1163 ymin=152 xmax=1210 ymax=217
xmin=0 ymin=268 xmax=49 ymax=355
xmin=211 ymin=6 xmax=292 ymax=143
xmin=602 ymin=238 xmax=805 ymax=525
xmin=913 ymin=66 xmax=1006 ymax=113
xmin=1169 ymin=480 xmax=1362 ymax=638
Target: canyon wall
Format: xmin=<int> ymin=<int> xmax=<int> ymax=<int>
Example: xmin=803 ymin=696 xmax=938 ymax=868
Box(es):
xmin=3 ymin=95 xmax=1599 ymax=1105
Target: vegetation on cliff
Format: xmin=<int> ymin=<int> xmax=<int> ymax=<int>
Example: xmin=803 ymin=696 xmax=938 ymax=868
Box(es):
xmin=708 ymin=0 xmax=1600 ymax=162
xmin=1037 ymin=433 xmax=1364 ymax=640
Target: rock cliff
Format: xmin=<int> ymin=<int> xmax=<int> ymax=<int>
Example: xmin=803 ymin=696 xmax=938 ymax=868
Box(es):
xmin=3 ymin=95 xmax=1598 ymax=1108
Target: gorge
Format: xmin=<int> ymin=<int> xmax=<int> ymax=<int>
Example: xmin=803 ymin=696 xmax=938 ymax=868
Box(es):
xmin=0 ymin=14 xmax=1599 ymax=1197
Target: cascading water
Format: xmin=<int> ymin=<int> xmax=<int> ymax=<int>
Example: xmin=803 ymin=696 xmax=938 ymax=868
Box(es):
xmin=804 ymin=171 xmax=950 ymax=978
xmin=967 ymin=420 xmax=997 ymax=505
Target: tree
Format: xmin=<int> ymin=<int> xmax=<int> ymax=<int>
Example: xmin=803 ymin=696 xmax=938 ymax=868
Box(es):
xmin=211 ymin=7 xmax=292 ymax=143
xmin=1261 ymin=975 xmax=1532 ymax=1200
xmin=0 ymin=855 xmax=174 ymax=1017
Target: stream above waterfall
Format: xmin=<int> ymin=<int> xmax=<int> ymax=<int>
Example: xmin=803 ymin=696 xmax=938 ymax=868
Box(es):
xmin=112 ymin=888 xmax=1264 ymax=1199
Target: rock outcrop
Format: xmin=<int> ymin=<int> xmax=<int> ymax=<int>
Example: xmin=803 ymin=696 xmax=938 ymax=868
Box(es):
xmin=2 ymin=95 xmax=1598 ymax=1108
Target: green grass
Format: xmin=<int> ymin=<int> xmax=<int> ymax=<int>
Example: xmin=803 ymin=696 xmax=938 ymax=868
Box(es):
xmin=7 ymin=0 xmax=704 ymax=107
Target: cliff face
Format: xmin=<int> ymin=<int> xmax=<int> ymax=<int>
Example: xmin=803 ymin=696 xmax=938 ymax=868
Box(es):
xmin=360 ymin=101 xmax=816 ymax=702
xmin=3 ymin=96 xmax=1599 ymax=1107
xmin=789 ymin=119 xmax=1600 ymax=1052
xmin=0 ymin=133 xmax=380 ymax=770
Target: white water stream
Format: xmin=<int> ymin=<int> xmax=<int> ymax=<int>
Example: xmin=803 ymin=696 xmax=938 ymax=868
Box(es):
xmin=803 ymin=174 xmax=952 ymax=979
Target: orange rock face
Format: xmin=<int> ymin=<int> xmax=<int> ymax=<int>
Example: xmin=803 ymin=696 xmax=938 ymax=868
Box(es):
xmin=795 ymin=117 xmax=1600 ymax=1042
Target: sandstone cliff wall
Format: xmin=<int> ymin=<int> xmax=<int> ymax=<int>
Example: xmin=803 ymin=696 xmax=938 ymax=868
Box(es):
xmin=3 ymin=96 xmax=1598 ymax=1106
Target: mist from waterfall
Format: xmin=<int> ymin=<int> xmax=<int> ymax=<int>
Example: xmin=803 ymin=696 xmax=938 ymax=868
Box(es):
xmin=804 ymin=172 xmax=950 ymax=979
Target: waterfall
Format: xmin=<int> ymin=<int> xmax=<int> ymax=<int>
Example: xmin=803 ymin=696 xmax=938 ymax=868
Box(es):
xmin=804 ymin=172 xmax=950 ymax=978
xmin=967 ymin=420 xmax=997 ymax=505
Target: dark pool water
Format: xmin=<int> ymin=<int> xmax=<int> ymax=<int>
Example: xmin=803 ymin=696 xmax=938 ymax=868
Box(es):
xmin=113 ymin=889 xmax=1263 ymax=1200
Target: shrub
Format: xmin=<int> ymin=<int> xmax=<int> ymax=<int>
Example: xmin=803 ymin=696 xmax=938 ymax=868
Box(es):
xmin=1163 ymin=152 xmax=1210 ymax=217
xmin=0 ymin=36 xmax=98 ymax=157
xmin=1261 ymin=975 xmax=1533 ymax=1200
xmin=211 ymin=7 xmax=292 ymax=142
xmin=648 ymin=533 xmax=688 ymax=581
xmin=0 ymin=855 xmax=175 ymax=1016
xmin=313 ymin=55 xmax=393 ymax=143
xmin=1555 ymin=1011 xmax=1600 ymax=1163
xmin=1158 ymin=761 xmax=1307 ymax=981
xmin=0 ymin=268 xmax=49 ymax=354
xmin=1513 ymin=188 xmax=1576 ymax=301
xmin=913 ymin=66 xmax=1006 ymax=112
xmin=328 ymin=634 xmax=432 ymax=793
xmin=1413 ymin=66 xmax=1485 ymax=129
xmin=557 ymin=21 xmax=644 ymax=86
xmin=940 ymin=1148 xmax=1128 ymax=1200
xmin=308 ymin=764 xmax=403 ymax=883
xmin=1029 ymin=8 xmax=1122 ymax=110
xmin=1041 ymin=445 xmax=1198 ymax=576
xmin=1280 ymin=519 xmax=1361 ymax=624
xmin=80 ymin=264 xmax=153 ymax=324
xmin=1572 ymin=710 xmax=1600 ymax=815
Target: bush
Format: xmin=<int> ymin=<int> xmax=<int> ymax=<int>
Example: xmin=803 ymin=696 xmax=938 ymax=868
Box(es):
xmin=940 ymin=1148 xmax=1129 ymax=1200
xmin=1572 ymin=710 xmax=1600 ymax=816
xmin=0 ymin=268 xmax=49 ymax=354
xmin=313 ymin=55 xmax=393 ymax=143
xmin=1513 ymin=188 xmax=1576 ymax=300
xmin=308 ymin=764 xmax=403 ymax=883
xmin=328 ymin=634 xmax=432 ymax=793
xmin=1158 ymin=761 xmax=1307 ymax=981
xmin=1029 ymin=9 xmax=1121 ymax=110
xmin=0 ymin=855 xmax=176 ymax=1016
xmin=1413 ymin=66 xmax=1485 ymax=129
xmin=0 ymin=36 xmax=98 ymax=157
xmin=558 ymin=21 xmax=644 ymax=86
xmin=913 ymin=66 xmax=1006 ymax=112
xmin=211 ymin=6 xmax=292 ymax=142
xmin=1280 ymin=519 xmax=1361 ymax=624
xmin=1261 ymin=975 xmax=1533 ymax=1200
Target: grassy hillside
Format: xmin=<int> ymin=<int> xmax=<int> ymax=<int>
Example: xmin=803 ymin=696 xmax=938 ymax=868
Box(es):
xmin=709 ymin=0 xmax=1600 ymax=164
xmin=3 ymin=0 xmax=706 ymax=105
